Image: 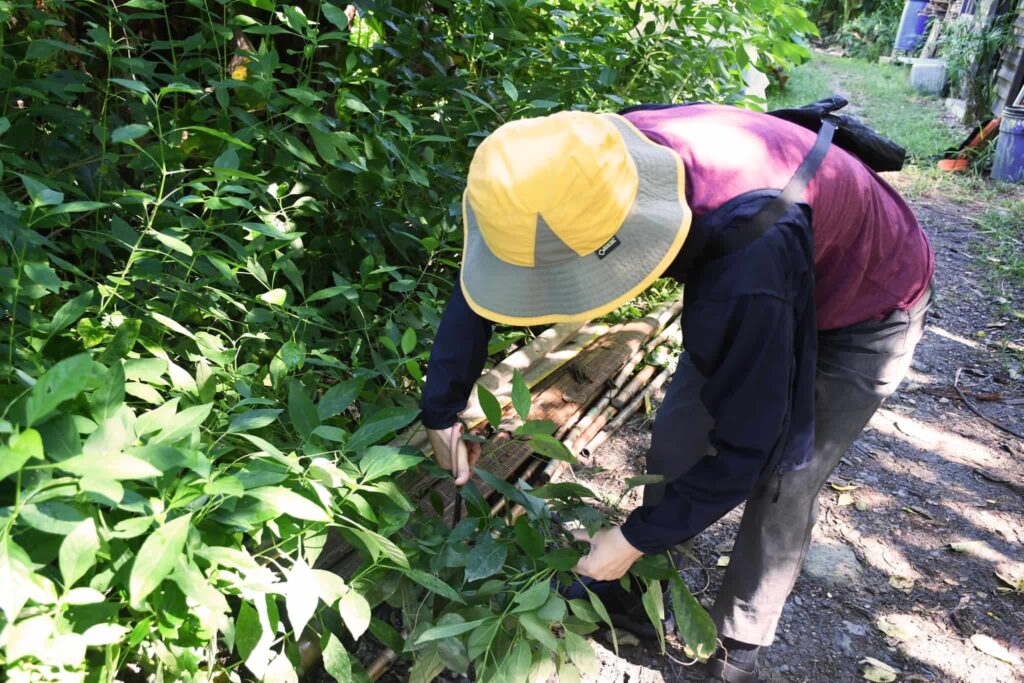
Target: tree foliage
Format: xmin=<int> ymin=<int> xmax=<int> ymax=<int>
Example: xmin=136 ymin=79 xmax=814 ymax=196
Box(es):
xmin=0 ymin=1 xmax=814 ymax=680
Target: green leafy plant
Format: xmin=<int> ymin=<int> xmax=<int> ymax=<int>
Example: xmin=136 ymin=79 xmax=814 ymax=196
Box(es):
xmin=0 ymin=0 xmax=811 ymax=679
xmin=940 ymin=13 xmax=1015 ymax=124
xmin=382 ymin=372 xmax=717 ymax=681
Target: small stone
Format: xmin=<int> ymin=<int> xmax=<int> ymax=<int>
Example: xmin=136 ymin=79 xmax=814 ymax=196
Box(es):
xmin=793 ymin=595 xmax=803 ymax=606
xmin=939 ymin=397 xmax=950 ymax=404
xmin=779 ymin=664 xmax=791 ymax=673
xmin=803 ymin=541 xmax=863 ymax=588
xmin=844 ymin=620 xmax=868 ymax=636
xmin=834 ymin=631 xmax=856 ymax=657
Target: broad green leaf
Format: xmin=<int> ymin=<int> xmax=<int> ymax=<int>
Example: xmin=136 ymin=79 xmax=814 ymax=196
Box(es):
xmin=312 ymin=569 xmax=348 ymax=605
xmin=288 ymin=380 xmax=318 ymax=441
xmin=322 ymin=633 xmax=352 ymax=682
xmin=512 ymin=580 xmax=550 ymax=613
xmin=465 ymin=534 xmax=506 ymax=582
xmin=260 ymin=288 xmax=287 ymax=306
xmin=322 ymin=3 xmax=351 ymax=29
xmin=82 ymin=623 xmax=130 ymax=646
xmin=400 ymin=568 xmax=466 ymax=604
xmin=48 ymin=289 xmax=94 ymax=336
xmin=415 ymin=615 xmax=486 ymax=645
xmin=401 ymin=327 xmax=417 ymax=354
xmin=234 ymin=600 xmax=262 ymax=661
xmin=346 ymin=407 xmax=418 ymax=453
xmin=507 ymin=640 xmax=533 ymax=683
xmin=502 ymin=78 xmax=519 ymax=100
xmin=477 ymin=384 xmax=503 ymax=428
xmin=564 ymin=630 xmax=599 ymax=677
xmin=339 ymin=589 xmax=370 ymax=640
xmin=625 ymin=474 xmax=666 ymax=490
xmin=511 ymin=369 xmax=531 ymax=420
xmin=467 ymin=617 xmax=500 ymax=660
xmin=64 ymin=587 xmax=105 ymax=605
xmin=519 ymin=611 xmax=558 ymax=651
xmin=57 ymin=452 xmax=161 ymax=480
xmin=514 ymin=419 xmax=556 ymax=436
xmin=129 ymin=513 xmax=192 ymax=608
xmin=136 ymin=398 xmax=179 ymax=437
xmin=248 ymin=486 xmax=330 ymax=523
xmin=542 ymin=547 xmax=580 ymax=571
xmin=20 ymin=174 xmax=64 ymax=206
xmin=642 ymin=578 xmax=666 ymax=653
xmin=669 ymin=573 xmax=717 ymax=659
xmin=514 ymin=515 xmax=545 ymax=558
xmin=150 ymin=311 xmax=196 ymax=340
xmin=110 ymin=77 xmax=150 ymax=94
xmin=180 ymin=125 xmax=254 ymax=150
xmin=59 ymin=518 xmax=99 ymax=588
xmin=228 ymin=409 xmax=282 ymax=433
xmin=89 ymin=363 xmax=125 ymax=422
xmin=586 ymin=587 xmax=617 ymax=654
xmin=111 ymin=123 xmax=150 ymax=143
xmin=265 ymin=652 xmax=299 ymax=683
xmin=285 ymin=556 xmax=318 ymax=638
xmin=152 ymin=402 xmax=213 ymax=444
xmin=409 ymin=645 xmax=445 ymax=683
xmin=0 ymin=428 xmax=44 ymax=481
xmin=317 ymin=379 xmax=363 ymax=420
xmin=96 ymin=317 xmax=142 ymax=363
xmin=530 ymin=482 xmax=596 ymax=499
xmin=536 ymin=593 xmax=567 ymax=622
xmin=151 ymin=230 xmax=193 ymax=256
xmin=26 ymin=354 xmax=104 ymax=426
xmin=359 ymin=445 xmax=421 ymax=481
xmin=529 ymin=434 xmax=575 ymax=462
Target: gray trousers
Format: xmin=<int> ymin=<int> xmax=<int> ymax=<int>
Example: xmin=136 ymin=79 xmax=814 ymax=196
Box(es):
xmin=644 ymin=286 xmax=932 ymax=646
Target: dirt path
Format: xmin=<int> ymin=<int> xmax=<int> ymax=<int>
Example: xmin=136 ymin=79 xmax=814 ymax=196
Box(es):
xmin=573 ymin=89 xmax=1024 ymax=683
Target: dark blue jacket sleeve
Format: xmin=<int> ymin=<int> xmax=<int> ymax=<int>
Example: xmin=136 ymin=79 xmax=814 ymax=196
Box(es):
xmin=621 ymin=292 xmax=795 ymax=554
xmin=419 ymin=280 xmax=492 ymax=429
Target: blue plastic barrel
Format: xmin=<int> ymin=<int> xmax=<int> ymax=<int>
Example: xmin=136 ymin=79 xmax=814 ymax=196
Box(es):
xmin=993 ymin=106 xmax=1024 ymax=183
xmin=893 ymin=0 xmax=930 ymax=53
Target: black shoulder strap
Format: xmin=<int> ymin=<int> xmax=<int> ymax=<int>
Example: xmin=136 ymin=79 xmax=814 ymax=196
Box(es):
xmin=707 ymin=120 xmax=835 ymax=259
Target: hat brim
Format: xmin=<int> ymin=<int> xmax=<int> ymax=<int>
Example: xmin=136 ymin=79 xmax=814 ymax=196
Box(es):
xmin=460 ymin=113 xmax=691 ymax=326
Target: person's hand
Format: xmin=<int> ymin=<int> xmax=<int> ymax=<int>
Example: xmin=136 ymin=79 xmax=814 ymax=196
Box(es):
xmin=426 ymin=423 xmax=481 ymax=486
xmin=572 ymin=526 xmax=644 ymax=581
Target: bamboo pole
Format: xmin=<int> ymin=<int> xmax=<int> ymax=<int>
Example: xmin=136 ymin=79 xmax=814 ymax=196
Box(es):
xmin=579 ymin=367 xmax=672 ymax=457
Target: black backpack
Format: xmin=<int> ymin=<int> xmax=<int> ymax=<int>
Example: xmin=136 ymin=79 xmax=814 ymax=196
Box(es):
xmin=768 ymin=95 xmax=906 ymax=172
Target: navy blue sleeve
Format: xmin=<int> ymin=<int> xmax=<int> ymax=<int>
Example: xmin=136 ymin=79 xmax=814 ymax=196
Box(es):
xmin=621 ymin=292 xmax=795 ymax=554
xmin=419 ymin=280 xmax=493 ymax=429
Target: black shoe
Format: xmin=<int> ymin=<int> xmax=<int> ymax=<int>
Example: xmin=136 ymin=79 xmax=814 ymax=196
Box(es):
xmin=703 ymin=641 xmax=762 ymax=683
xmin=558 ymin=575 xmax=669 ymax=640
xmin=703 ymin=657 xmax=761 ymax=682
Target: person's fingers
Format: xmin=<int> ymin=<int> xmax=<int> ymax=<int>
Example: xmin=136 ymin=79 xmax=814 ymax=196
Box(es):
xmin=453 ymin=439 xmax=472 ymax=486
xmin=467 ymin=440 xmax=482 ymax=469
xmin=427 ymin=428 xmax=454 ymax=471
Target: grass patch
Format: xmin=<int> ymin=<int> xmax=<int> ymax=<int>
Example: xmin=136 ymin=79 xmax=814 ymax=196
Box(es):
xmin=769 ymin=53 xmax=962 ymax=159
xmin=973 ymin=202 xmax=1024 ymax=290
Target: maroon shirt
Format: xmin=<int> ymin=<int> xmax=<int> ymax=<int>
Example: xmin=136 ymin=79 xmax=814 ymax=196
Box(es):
xmin=623 ymin=104 xmax=934 ymax=330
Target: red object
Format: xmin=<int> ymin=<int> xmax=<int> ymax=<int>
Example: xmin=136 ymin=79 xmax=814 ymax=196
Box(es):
xmin=623 ymin=104 xmax=934 ymax=331
xmin=938 ymin=118 xmax=1001 ymax=172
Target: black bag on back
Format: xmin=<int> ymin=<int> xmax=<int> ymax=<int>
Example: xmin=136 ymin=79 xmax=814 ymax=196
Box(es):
xmin=768 ymin=95 xmax=906 ymax=172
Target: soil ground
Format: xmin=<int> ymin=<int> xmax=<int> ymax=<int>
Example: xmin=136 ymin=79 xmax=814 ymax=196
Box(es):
xmin=569 ymin=57 xmax=1024 ymax=683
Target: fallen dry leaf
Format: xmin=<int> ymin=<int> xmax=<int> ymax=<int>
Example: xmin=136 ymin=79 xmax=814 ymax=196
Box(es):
xmin=716 ymin=555 xmax=730 ymax=568
xmin=829 ymin=481 xmax=859 ymax=492
xmin=876 ymin=615 xmax=918 ymax=642
xmin=970 ymin=633 xmax=1016 ymax=664
xmin=889 ymin=576 xmax=915 ymax=592
xmin=949 ymin=540 xmax=988 ymax=555
xmin=838 ymin=493 xmax=855 ymax=506
xmin=860 ymin=657 xmax=899 ymax=682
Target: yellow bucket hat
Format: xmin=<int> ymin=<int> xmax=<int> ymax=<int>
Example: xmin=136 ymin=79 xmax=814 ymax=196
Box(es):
xmin=460 ymin=111 xmax=692 ymax=326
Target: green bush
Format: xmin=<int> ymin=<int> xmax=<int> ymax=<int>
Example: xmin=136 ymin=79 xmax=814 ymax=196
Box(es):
xmin=837 ymin=11 xmax=899 ymax=61
xmin=0 ymin=1 xmax=814 ymax=680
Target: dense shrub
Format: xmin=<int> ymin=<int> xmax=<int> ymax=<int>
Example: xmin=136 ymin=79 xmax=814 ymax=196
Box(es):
xmin=0 ymin=1 xmax=814 ymax=680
